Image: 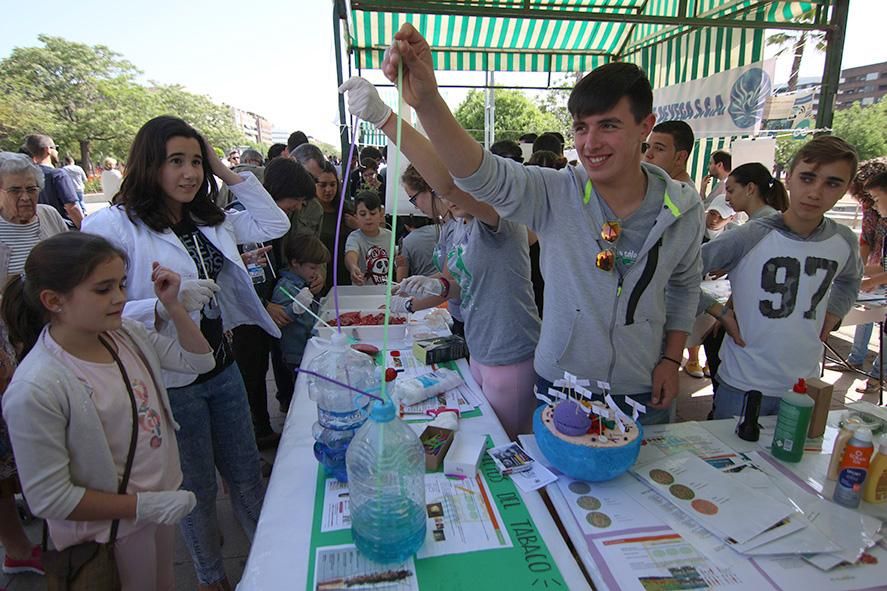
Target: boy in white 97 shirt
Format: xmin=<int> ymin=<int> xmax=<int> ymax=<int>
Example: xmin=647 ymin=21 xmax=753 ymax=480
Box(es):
xmin=701 ymin=136 xmax=862 ymax=419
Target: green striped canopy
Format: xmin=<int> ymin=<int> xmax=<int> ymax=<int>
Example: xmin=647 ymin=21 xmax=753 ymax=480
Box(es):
xmin=347 ymin=0 xmax=820 ymax=179
xmin=348 ymin=1 xmax=816 ymax=74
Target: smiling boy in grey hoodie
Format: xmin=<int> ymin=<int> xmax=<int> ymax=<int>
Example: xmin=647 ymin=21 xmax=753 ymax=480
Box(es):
xmin=378 ymin=24 xmax=703 ymax=423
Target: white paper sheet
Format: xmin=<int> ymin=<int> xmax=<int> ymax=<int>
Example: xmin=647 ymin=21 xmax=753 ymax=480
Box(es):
xmin=312 ymin=544 xmax=418 ymax=591
xmin=416 ymin=472 xmax=513 ymax=559
xmin=753 ymin=543 xmax=887 ymax=591
xmin=320 ymin=478 xmax=351 ymax=533
xmin=634 ymin=452 xmax=795 ymax=544
xmin=751 ymin=451 xmax=883 ymax=565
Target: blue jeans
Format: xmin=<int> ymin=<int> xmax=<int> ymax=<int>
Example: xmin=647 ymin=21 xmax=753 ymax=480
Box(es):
xmin=168 ymin=363 xmax=266 ymax=585
xmin=849 ymin=323 xmax=874 ymax=366
xmin=870 ymin=347 xmax=883 ymax=380
xmin=535 ymin=374 xmax=671 ymax=425
xmin=712 ymin=378 xmax=782 ymax=420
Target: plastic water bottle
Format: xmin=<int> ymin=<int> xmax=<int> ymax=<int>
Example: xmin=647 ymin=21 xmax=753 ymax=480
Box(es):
xmin=242 ymin=241 xmax=266 ymax=284
xmin=347 ymin=399 xmax=426 ymax=563
xmin=306 ymin=332 xmax=376 ymax=481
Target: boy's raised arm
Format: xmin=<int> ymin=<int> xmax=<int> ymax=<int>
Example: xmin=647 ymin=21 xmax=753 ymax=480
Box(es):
xmin=382 ymin=23 xmax=484 ymax=179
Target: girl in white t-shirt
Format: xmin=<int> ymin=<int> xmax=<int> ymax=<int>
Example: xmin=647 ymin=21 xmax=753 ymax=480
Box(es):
xmin=1 ymin=232 xmax=214 ymax=590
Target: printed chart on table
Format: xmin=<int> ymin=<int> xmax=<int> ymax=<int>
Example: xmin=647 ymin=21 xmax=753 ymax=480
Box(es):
xmin=313 ymin=544 xmax=418 ymax=591
xmin=554 ymin=474 xmax=769 ymax=590
xmin=638 ymin=422 xmax=744 ymax=468
xmin=319 ymin=473 xmax=512 ymax=558
xmin=320 ymin=479 xmax=351 ymax=533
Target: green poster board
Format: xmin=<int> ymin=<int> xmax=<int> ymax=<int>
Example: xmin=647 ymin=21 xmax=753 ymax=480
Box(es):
xmin=305 ymin=444 xmax=566 ymax=590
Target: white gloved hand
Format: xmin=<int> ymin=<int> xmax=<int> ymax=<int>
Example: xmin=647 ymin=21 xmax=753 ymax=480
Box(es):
xmin=398 ymin=275 xmax=444 ymax=297
xmin=156 ymin=279 xmax=220 ymax=321
xmin=389 ymin=295 xmax=412 ymax=315
xmin=294 ymin=287 xmax=314 ymax=309
xmin=290 ymin=287 xmax=314 ymax=315
xmin=338 ymin=77 xmax=393 ymax=128
xmin=135 ymin=490 xmax=197 ymax=525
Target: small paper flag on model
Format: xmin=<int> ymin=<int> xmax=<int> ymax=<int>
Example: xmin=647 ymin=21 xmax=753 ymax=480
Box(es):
xmin=624 ymin=396 xmax=647 ymax=421
xmin=603 ymin=394 xmax=630 ymax=433
xmin=573 ymin=384 xmax=595 ymax=400
xmin=590 ymin=404 xmax=610 ymax=418
xmin=547 ymin=388 xmax=569 ymax=402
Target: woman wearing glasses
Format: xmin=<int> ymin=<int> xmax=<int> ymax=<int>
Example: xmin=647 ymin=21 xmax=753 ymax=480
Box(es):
xmin=0 ymin=153 xmax=69 ymax=277
xmin=395 ymin=165 xmax=449 ymax=282
xmin=0 ymin=152 xmax=69 ymax=577
xmin=341 ymin=78 xmax=541 ymax=440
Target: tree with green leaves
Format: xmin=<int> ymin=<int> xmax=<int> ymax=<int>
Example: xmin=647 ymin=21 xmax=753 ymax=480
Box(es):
xmin=0 ymin=36 xmax=250 ymax=171
xmin=149 ymin=84 xmax=245 ymax=153
xmin=832 ymin=100 xmax=887 ymax=162
xmin=775 ymin=99 xmax=887 ymax=173
xmin=0 ymin=35 xmax=148 ymax=171
xmin=454 ymin=89 xmax=561 ymax=143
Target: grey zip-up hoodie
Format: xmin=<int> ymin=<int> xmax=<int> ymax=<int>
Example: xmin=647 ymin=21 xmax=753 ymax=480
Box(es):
xmin=454 ymin=153 xmax=704 ymax=394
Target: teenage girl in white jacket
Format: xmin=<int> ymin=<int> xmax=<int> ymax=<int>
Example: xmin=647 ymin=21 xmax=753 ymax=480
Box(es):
xmin=83 ymin=116 xmax=290 ymax=590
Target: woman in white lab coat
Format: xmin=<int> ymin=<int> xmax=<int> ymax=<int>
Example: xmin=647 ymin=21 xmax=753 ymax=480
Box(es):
xmin=83 ymin=115 xmax=290 ymax=590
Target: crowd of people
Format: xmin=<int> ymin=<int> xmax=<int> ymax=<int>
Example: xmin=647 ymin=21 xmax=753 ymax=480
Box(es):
xmin=0 ymin=22 xmax=877 ymax=590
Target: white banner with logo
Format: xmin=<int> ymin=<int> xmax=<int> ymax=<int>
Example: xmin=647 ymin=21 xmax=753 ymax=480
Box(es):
xmin=653 ymin=60 xmax=776 ymax=138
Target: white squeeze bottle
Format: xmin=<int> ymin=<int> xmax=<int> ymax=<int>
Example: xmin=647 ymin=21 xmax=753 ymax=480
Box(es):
xmin=827 ymin=423 xmax=859 ymax=481
xmin=393 ymin=368 xmax=463 ymax=406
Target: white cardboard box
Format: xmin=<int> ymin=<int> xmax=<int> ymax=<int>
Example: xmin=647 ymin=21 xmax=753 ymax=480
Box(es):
xmin=443 ymin=432 xmax=487 ymax=478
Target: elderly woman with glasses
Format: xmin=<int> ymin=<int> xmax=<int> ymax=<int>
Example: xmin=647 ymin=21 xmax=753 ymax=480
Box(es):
xmin=0 ymin=151 xmax=68 ymax=576
xmin=0 ymin=153 xmax=68 ymax=277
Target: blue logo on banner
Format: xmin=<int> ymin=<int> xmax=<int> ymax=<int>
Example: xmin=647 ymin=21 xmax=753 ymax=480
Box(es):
xmin=728 ymin=68 xmax=771 ymax=128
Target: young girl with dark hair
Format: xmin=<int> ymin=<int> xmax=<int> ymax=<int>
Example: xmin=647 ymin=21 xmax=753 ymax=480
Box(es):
xmin=82 ymin=116 xmax=290 ymax=590
xmin=316 ymin=159 xmax=356 ymax=293
xmin=725 ymin=162 xmax=790 ymax=217
xmin=1 ymin=233 xmax=214 ymax=589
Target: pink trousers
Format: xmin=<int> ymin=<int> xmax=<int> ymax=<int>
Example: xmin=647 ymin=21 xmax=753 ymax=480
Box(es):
xmin=469 ymin=356 xmax=537 ymax=440
xmin=114 ymin=523 xmax=176 ymax=591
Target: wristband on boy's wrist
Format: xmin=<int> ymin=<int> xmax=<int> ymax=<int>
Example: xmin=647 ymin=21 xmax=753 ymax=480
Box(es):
xmin=438 ymin=277 xmax=450 ymax=299
xmin=660 ymin=355 xmax=682 ymax=367
xmin=405 ymin=297 xmax=414 ymax=313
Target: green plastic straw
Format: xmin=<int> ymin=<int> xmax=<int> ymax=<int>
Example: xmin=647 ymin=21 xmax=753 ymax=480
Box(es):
xmin=379 ymin=61 xmax=405 ymax=404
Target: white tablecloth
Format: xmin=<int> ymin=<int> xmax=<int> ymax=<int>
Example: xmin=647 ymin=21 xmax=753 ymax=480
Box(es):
xmin=238 ymin=336 xmax=592 ymax=590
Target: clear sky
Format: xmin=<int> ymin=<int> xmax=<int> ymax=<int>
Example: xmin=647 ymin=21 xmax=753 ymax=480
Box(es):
xmin=1 ymin=0 xmax=884 ymax=146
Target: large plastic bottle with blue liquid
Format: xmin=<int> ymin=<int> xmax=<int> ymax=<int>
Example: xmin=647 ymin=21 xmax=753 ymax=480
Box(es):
xmin=306 ymin=332 xmax=376 ymax=482
xmin=346 ymin=399 xmax=426 ymax=563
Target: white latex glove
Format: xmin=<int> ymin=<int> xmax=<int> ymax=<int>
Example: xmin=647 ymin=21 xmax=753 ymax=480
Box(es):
xmin=338 ymin=77 xmax=393 ymax=128
xmin=290 ymin=287 xmax=314 ymax=315
xmin=398 ymin=275 xmax=444 ymax=297
xmin=135 ymin=490 xmax=197 ymax=525
xmin=156 ymin=279 xmax=220 ymax=321
xmin=390 ymin=295 xmax=412 ymax=315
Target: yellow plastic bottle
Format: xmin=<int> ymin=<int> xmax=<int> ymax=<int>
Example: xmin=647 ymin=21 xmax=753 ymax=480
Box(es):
xmin=863 ymin=439 xmax=887 ymax=504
